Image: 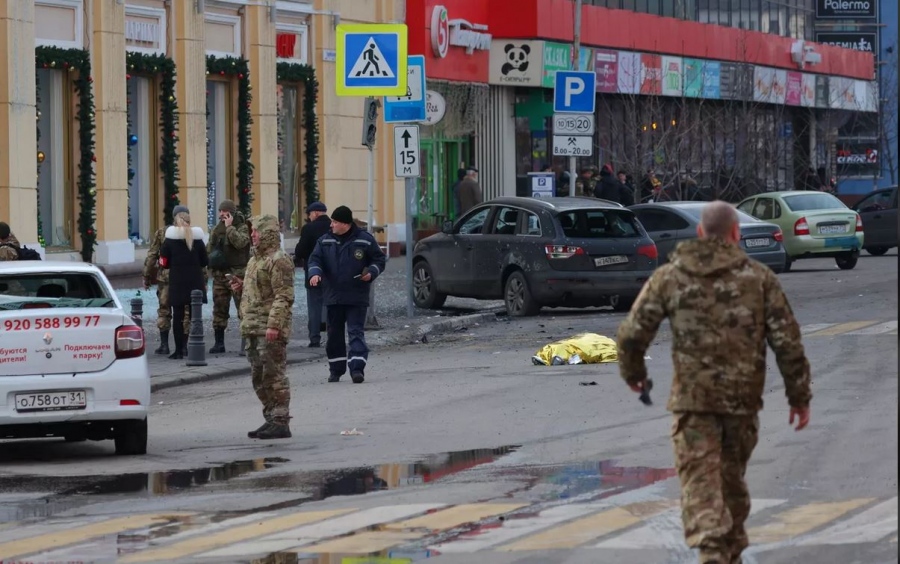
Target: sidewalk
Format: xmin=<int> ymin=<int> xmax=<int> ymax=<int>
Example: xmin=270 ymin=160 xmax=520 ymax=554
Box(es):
xmin=145 ymin=308 xmax=503 ymax=392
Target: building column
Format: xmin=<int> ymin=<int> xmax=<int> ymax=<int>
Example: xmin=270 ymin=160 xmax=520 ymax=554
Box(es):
xmin=246 ymin=4 xmax=278 ymax=219
xmin=173 ymin=0 xmax=208 ymax=231
xmin=0 ymin=2 xmax=39 ymax=251
xmin=91 ymin=0 xmax=132 ymax=265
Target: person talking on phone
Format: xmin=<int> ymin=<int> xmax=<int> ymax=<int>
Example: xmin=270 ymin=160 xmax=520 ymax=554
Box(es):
xmin=307 ymin=206 xmax=386 ymax=384
xmin=206 ymin=199 xmax=251 ymax=355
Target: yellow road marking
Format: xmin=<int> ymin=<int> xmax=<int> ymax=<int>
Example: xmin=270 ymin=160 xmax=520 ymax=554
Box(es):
xmin=500 ymin=500 xmax=677 ymax=551
xmin=748 ymin=499 xmax=873 ymax=545
xmin=119 ymin=509 xmax=350 ymax=563
xmin=294 ymin=530 xmax=424 ymax=554
xmin=807 ymin=321 xmax=880 ymax=336
xmin=384 ymin=503 xmax=526 ymax=531
xmin=0 ymin=513 xmax=193 ymax=560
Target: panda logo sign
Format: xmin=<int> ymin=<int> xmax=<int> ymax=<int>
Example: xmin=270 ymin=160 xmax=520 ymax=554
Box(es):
xmin=502 ymin=44 xmax=530 ymax=75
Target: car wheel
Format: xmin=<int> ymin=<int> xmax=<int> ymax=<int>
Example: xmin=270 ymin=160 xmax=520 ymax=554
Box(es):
xmin=609 ymin=295 xmax=635 ymax=312
xmin=835 ymin=252 xmax=859 ymax=270
xmin=504 ymin=271 xmax=540 ymax=317
xmin=115 ymin=418 xmax=148 ymax=456
xmin=412 ymin=261 xmax=447 ymax=309
xmin=866 ymin=246 xmax=889 ymax=256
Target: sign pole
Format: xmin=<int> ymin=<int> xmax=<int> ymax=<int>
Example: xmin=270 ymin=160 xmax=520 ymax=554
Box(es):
xmin=366 ymin=145 xmax=379 ymax=329
xmin=405 ymin=177 xmax=415 ymax=318
xmin=569 ymin=0 xmax=582 ymax=195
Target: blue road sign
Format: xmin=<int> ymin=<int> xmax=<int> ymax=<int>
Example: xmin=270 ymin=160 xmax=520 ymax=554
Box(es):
xmin=384 ymin=55 xmax=427 ymax=123
xmin=553 ymin=70 xmax=596 ymax=114
xmin=335 ymin=24 xmax=408 ymax=97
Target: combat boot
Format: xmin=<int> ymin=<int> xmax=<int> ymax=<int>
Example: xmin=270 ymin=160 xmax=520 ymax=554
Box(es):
xmin=247 ymin=421 xmax=271 ymax=438
xmin=256 ymin=423 xmax=291 ymax=440
xmin=209 ymin=328 xmax=226 ymax=354
xmin=351 ymin=371 xmax=365 ymax=384
xmin=154 ymin=330 xmax=170 ymax=355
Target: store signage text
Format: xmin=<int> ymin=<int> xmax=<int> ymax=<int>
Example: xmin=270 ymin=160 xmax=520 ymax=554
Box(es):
xmin=815 ymin=32 xmax=877 ymax=53
xmin=816 ymin=0 xmax=876 ymax=18
xmin=125 ymin=20 xmax=160 ymax=45
xmin=837 ymin=148 xmax=878 ymax=164
xmin=431 ymin=5 xmax=491 ymax=58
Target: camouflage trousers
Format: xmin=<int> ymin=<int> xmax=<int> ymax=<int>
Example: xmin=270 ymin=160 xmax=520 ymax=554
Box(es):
xmin=211 ymin=269 xmax=244 ymax=331
xmin=671 ymin=412 xmax=760 ymax=564
xmin=246 ymin=336 xmax=291 ymax=425
xmin=155 ymin=280 xmax=190 ymax=334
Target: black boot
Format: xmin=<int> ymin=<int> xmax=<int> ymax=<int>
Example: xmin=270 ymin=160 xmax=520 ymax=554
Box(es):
xmin=154 ymin=330 xmax=170 ymax=355
xmin=248 ymin=422 xmax=271 ymax=438
xmin=256 ymin=423 xmax=291 ymax=440
xmin=209 ymin=328 xmax=226 ymax=354
xmin=169 ymin=326 xmax=184 ymax=359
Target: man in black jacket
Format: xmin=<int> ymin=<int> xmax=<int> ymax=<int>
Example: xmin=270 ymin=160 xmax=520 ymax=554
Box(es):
xmin=594 ymin=164 xmax=634 ymax=206
xmin=293 ymin=202 xmax=331 ymax=347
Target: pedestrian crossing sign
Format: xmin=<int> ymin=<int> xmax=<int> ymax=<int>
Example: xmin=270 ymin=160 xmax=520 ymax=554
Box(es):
xmin=336 ymin=24 xmax=408 ymax=97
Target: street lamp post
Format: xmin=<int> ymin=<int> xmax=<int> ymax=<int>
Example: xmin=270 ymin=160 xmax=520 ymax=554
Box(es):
xmin=569 ymin=0 xmax=582 ymax=195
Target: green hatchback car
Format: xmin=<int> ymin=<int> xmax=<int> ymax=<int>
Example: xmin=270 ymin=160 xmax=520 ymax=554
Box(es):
xmin=736 ymin=191 xmax=864 ymax=271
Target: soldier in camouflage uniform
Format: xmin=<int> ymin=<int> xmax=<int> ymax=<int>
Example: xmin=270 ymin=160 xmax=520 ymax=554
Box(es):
xmin=229 ymin=214 xmax=295 ymax=440
xmin=143 ymin=205 xmax=191 ymax=355
xmin=616 ymin=201 xmax=812 ymax=564
xmin=207 ymin=199 xmax=251 ymax=354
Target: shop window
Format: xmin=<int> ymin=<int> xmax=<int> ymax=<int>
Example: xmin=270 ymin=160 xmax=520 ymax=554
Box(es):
xmin=127 ymin=76 xmax=158 ymax=243
xmin=277 ymin=83 xmax=302 ymax=233
xmin=206 ymin=80 xmax=234 ymax=229
xmin=36 ymin=69 xmax=73 ymax=249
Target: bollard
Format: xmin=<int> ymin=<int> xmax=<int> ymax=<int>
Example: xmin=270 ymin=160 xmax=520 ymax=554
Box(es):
xmin=186 ymin=289 xmax=207 ymax=366
xmin=130 ymin=291 xmax=143 ymax=329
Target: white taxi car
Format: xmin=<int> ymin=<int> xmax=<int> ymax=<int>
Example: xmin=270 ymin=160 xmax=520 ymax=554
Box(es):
xmin=0 ymin=261 xmax=149 ymax=455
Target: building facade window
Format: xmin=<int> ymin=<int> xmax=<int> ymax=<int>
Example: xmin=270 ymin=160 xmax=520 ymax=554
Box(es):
xmin=206 ymin=80 xmax=234 ymax=228
xmin=277 ymin=83 xmax=302 ymax=233
xmin=36 ymin=69 xmax=73 ymax=249
xmin=126 ymin=76 xmax=157 ymax=242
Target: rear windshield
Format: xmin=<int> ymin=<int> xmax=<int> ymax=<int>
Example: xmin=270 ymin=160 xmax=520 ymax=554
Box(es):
xmin=556 ymin=209 xmax=643 ymax=238
xmin=681 ymin=206 xmax=760 ymax=224
xmin=0 ymin=273 xmax=115 ymax=310
xmin=783 ymin=193 xmax=846 ymax=212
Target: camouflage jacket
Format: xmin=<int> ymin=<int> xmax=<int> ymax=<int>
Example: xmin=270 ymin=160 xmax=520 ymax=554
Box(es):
xmin=239 ymin=215 xmax=295 ymax=338
xmin=143 ymin=228 xmax=168 ymax=284
xmin=207 ymin=212 xmax=251 ymax=270
xmin=616 ymin=237 xmax=812 ymax=415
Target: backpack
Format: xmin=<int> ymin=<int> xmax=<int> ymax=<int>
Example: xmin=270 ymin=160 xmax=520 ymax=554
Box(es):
xmin=18 ymin=246 xmax=42 ymax=261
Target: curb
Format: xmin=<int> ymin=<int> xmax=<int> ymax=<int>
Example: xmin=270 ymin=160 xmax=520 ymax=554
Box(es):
xmin=149 ymin=309 xmax=503 ymax=393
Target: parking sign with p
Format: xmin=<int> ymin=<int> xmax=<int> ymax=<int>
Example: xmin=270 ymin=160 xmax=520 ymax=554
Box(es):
xmin=553 ymin=70 xmax=596 ymax=114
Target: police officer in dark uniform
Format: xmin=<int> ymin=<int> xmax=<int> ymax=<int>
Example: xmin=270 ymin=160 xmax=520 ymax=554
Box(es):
xmin=307 ymin=206 xmax=387 ymax=384
xmin=293 ymin=201 xmax=331 ymax=347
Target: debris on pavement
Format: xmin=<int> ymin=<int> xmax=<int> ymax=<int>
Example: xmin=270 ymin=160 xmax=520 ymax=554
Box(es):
xmin=579 ymin=381 xmax=598 ymax=386
xmin=532 ymin=333 xmax=618 ymax=366
xmin=340 ymin=428 xmax=364 ymax=436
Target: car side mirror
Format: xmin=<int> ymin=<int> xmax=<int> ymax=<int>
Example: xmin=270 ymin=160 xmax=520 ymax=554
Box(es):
xmin=441 ymin=220 xmax=454 ymax=234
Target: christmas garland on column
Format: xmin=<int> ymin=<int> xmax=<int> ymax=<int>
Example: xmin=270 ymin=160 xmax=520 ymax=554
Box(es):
xmin=35 ymin=47 xmax=97 ymax=261
xmin=125 ymin=53 xmax=181 ymax=230
xmin=206 ymin=55 xmax=253 ymax=216
xmin=276 ymin=62 xmax=320 ymax=204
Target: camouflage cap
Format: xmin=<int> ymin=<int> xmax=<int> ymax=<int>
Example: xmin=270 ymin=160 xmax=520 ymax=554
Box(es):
xmin=251 ymin=214 xmax=279 ymax=234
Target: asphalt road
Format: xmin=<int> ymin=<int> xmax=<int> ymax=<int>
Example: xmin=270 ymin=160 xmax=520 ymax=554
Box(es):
xmin=0 ymin=251 xmax=897 ymax=564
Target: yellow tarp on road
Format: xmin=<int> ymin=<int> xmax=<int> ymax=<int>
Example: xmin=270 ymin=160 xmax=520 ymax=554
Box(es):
xmin=532 ymin=333 xmax=619 ymax=366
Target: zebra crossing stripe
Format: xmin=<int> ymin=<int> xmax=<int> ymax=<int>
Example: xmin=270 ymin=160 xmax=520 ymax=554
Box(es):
xmin=296 ymin=530 xmax=424 ymax=554
xmin=802 ymin=323 xmax=838 ymax=334
xmin=500 ymin=500 xmax=677 ymax=551
xmin=796 ymin=498 xmax=898 ymax=545
xmin=594 ymin=498 xmax=786 ymax=549
xmin=806 ymin=321 xmax=880 ymax=336
xmin=197 ymin=504 xmax=446 ymax=558
xmin=384 ymin=503 xmax=527 ymax=531
xmin=429 ymin=503 xmax=607 ymax=553
xmin=845 ymin=320 xmax=899 ymax=335
xmin=747 ymin=498 xmax=874 ymax=545
xmin=119 ymin=509 xmax=352 ymax=563
xmin=0 ymin=513 xmax=194 ymax=560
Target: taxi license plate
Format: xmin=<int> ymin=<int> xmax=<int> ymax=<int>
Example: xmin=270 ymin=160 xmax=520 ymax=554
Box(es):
xmin=818 ymin=225 xmax=845 ymax=235
xmin=594 ymin=255 xmax=628 ymax=267
xmin=15 ymin=391 xmax=86 ymax=412
xmin=745 ymin=238 xmax=770 ymax=248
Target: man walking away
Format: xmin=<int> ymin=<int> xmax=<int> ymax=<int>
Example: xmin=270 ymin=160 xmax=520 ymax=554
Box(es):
xmin=229 ymin=214 xmax=295 ymax=440
xmin=307 ymin=206 xmax=386 ymax=384
xmin=143 ymin=205 xmax=191 ymax=355
xmin=451 ymin=168 xmax=466 ymax=218
xmin=615 ymin=201 xmax=811 ymax=564
xmin=207 ymin=199 xmax=251 ymax=354
xmin=293 ymin=201 xmax=331 ymax=347
xmin=457 ymin=166 xmax=483 ymax=215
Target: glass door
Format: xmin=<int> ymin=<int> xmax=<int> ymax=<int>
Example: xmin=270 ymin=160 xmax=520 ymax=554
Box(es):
xmin=36 ymin=69 xmax=73 ymax=250
xmin=127 ymin=75 xmax=156 ymax=243
xmin=206 ymin=80 xmax=233 ymax=229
